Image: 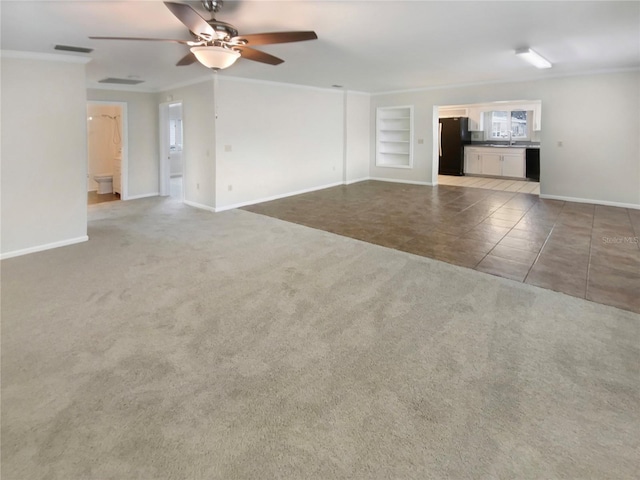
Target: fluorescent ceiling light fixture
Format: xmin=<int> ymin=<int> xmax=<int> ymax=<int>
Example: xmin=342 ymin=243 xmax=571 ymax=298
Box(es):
xmin=190 ymin=46 xmax=240 ymax=69
xmin=516 ymin=48 xmax=552 ymax=69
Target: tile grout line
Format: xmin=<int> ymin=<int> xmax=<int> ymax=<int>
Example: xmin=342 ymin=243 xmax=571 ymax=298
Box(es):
xmin=522 ymin=202 xmax=565 ymax=283
xmin=584 ymin=205 xmax=597 ymax=300
xmin=625 ymin=208 xmax=640 ymax=251
xmin=471 ymin=195 xmax=537 ymax=271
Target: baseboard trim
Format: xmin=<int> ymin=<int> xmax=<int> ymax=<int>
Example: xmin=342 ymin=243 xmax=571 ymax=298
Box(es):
xmin=345 ymin=177 xmax=371 ymax=185
xmin=1 ymin=235 xmax=89 ymax=260
xmin=126 ymin=192 xmax=159 ymax=200
xmin=214 ymin=181 xmax=345 ymax=212
xmin=184 ymin=200 xmax=216 ymax=213
xmin=539 ymin=194 xmax=640 ymax=210
xmin=369 ymin=177 xmax=434 ymax=186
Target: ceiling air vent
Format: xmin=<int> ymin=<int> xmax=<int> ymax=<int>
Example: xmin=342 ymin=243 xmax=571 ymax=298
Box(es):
xmin=54 ymin=44 xmax=93 ymax=54
xmin=98 ymin=78 xmax=145 ymax=85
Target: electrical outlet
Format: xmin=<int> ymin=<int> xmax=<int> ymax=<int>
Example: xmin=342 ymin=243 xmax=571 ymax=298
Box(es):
xmin=557 ymin=140 xmax=563 ymax=147
xmin=417 ymin=138 xmax=424 ymax=144
xmin=228 ymin=184 xmax=233 ymax=191
xmin=224 ymin=145 xmax=232 ymax=152
xmin=196 ymin=183 xmax=200 ymax=190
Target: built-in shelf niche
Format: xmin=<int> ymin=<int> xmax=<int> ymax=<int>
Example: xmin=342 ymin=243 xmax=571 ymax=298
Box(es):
xmin=376 ymin=106 xmax=414 ymax=168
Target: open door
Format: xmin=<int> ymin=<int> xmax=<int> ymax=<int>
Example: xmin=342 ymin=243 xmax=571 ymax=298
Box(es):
xmin=87 ymin=100 xmax=128 ymax=202
xmin=159 ymin=101 xmax=184 ymax=199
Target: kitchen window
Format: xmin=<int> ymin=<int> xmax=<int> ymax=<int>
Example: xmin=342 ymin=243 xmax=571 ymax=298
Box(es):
xmin=488 ymin=110 xmax=529 ymax=141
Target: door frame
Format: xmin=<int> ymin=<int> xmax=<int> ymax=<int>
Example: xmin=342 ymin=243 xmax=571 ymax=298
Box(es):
xmin=431 ymin=105 xmax=440 ymax=185
xmin=87 ymin=100 xmax=129 ymax=200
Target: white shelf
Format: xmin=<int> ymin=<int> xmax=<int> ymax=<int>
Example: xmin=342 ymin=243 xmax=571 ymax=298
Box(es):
xmin=376 ymin=106 xmax=414 ymax=168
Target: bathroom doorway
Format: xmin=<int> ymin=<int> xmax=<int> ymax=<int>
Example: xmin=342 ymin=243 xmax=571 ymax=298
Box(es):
xmin=159 ymin=101 xmax=184 ymax=200
xmin=87 ymin=101 xmax=128 ymax=204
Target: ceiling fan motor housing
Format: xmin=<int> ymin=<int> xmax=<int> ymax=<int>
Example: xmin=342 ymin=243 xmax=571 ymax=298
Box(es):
xmin=209 ymin=20 xmax=238 ymax=41
xmin=188 ymin=20 xmax=238 ymax=43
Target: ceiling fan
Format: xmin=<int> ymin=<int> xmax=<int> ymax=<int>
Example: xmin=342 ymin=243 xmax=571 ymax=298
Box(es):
xmin=90 ymin=0 xmax=318 ymax=70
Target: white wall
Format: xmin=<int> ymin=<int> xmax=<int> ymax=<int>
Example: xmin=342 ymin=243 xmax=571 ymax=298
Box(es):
xmin=159 ymin=78 xmax=217 ymax=209
xmin=538 ymin=73 xmax=639 ymax=205
xmin=370 ymin=70 xmax=640 ymax=207
xmin=87 ymin=104 xmax=122 ymax=191
xmin=1 ymin=54 xmax=89 ymax=258
xmin=345 ymin=92 xmax=371 ymax=183
xmin=214 ymin=77 xmax=344 ymax=209
xmin=87 ymin=89 xmax=159 ymax=198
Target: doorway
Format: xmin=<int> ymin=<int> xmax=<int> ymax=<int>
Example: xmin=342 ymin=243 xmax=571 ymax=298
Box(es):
xmin=86 ymin=101 xmax=128 ymax=204
xmin=159 ymin=101 xmax=184 ymax=200
xmin=432 ymin=102 xmax=541 ymax=196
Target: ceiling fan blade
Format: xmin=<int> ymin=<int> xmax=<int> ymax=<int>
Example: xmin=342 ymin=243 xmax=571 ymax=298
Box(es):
xmin=235 ymin=46 xmax=284 ymax=65
xmin=232 ymin=31 xmax=317 ymax=46
xmin=164 ymin=1 xmax=215 ymax=39
xmin=176 ymin=52 xmax=197 ymax=66
xmin=89 ymin=36 xmax=192 ymax=44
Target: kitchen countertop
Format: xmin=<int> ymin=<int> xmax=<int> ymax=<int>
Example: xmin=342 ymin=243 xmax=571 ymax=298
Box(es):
xmin=468 ymin=144 xmax=540 ymax=149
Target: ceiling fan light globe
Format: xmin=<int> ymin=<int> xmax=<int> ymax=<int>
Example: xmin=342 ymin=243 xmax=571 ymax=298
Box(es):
xmin=190 ymin=46 xmax=240 ymax=69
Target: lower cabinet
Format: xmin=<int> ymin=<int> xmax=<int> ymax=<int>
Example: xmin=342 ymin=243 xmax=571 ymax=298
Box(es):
xmin=465 ymin=151 xmax=482 ymax=174
xmin=501 ymin=153 xmax=525 ymax=178
xmin=464 ymin=147 xmax=525 ymax=179
xmin=481 ymin=153 xmax=502 ymax=176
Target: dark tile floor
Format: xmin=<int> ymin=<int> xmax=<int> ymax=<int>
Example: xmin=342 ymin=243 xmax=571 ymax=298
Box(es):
xmin=243 ymin=181 xmax=640 ymax=314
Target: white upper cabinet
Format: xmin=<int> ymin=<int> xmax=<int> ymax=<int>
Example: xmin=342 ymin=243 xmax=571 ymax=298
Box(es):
xmin=467 ymin=107 xmax=483 ymax=131
xmin=532 ymin=102 xmax=542 ymax=131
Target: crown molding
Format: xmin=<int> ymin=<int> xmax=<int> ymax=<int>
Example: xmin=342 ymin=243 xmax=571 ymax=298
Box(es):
xmin=86 ymin=82 xmax=158 ymax=94
xmin=218 ymin=75 xmax=346 ymax=94
xmin=372 ymin=67 xmax=640 ymax=96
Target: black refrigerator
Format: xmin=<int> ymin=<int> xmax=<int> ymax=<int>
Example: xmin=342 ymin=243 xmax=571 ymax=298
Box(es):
xmin=439 ymin=117 xmax=471 ymax=176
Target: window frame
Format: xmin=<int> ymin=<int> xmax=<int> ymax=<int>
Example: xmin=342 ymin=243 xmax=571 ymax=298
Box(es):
xmin=487 ymin=110 xmax=530 ymax=141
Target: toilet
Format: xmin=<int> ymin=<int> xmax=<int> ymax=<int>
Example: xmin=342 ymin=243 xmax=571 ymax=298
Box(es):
xmin=94 ymin=174 xmax=113 ymax=194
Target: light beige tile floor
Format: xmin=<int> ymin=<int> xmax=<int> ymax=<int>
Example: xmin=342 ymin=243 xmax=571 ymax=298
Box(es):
xmin=438 ymin=175 xmax=540 ymax=194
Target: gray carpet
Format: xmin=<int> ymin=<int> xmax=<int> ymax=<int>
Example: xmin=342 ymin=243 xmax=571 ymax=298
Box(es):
xmin=2 ymin=197 xmax=639 ymax=479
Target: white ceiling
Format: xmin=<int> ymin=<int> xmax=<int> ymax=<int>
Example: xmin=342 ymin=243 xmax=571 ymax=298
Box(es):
xmin=2 ymin=0 xmax=639 ymax=93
